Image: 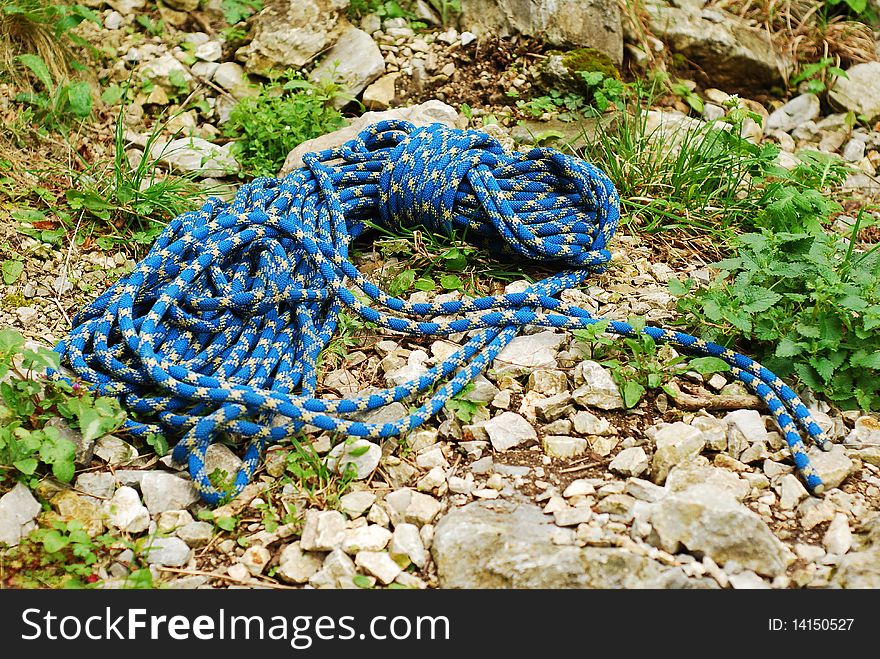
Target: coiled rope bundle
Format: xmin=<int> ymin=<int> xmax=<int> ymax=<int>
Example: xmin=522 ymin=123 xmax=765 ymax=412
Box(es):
xmin=55 ymin=120 xmax=831 ymax=503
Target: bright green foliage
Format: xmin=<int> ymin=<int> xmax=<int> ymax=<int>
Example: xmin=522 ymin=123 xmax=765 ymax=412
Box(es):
xmin=791 ymin=57 xmax=848 ymax=95
xmin=426 ymin=0 xmax=461 ymax=26
xmin=444 ymin=383 xmax=487 ymax=423
xmin=516 ymin=70 xmax=624 ymax=120
xmin=13 ymin=53 xmax=93 ymax=131
xmin=67 ymin=100 xmax=204 ymax=249
xmin=0 ymin=328 xmax=127 ymax=485
xmin=671 ymin=224 xmax=880 ymax=410
xmin=348 ymin=0 xmax=414 ymax=21
xmin=221 ymin=0 xmax=262 ymax=25
xmin=574 ymin=318 xmax=729 ymax=408
xmin=223 ymin=75 xmax=345 ymax=178
xmin=4 ymin=520 xmax=124 ymax=587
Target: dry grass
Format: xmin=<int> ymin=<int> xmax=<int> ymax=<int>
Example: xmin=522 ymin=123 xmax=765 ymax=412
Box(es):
xmin=0 ymin=0 xmax=75 ymax=89
xmin=715 ymin=0 xmax=877 ymax=76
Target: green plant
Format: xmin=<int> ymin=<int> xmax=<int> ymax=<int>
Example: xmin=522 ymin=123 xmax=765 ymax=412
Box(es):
xmin=596 ymin=317 xmax=730 ymax=408
xmin=2 ymin=520 xmax=125 ymax=587
xmin=671 ymin=216 xmax=880 ymax=410
xmin=444 ymin=383 xmax=487 ymax=423
xmin=427 ymin=0 xmax=460 ymax=26
xmin=13 ymin=53 xmax=92 ymax=132
xmin=221 ymin=0 xmax=262 ymax=25
xmin=791 ymin=57 xmax=848 ymax=95
xmin=66 ymin=97 xmax=205 ymax=251
xmin=134 ymin=13 xmax=163 ymax=36
xmin=0 ymin=0 xmax=100 ymax=86
xmin=670 ymin=79 xmax=704 ymax=114
xmin=0 ymin=329 xmax=127 ymax=486
xmin=348 ymin=0 xmax=414 ymax=21
xmin=223 ymin=74 xmax=345 ymax=178
xmin=516 ymin=71 xmax=624 ymax=121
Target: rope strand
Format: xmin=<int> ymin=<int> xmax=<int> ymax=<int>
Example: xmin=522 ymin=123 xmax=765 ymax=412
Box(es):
xmin=53 ymin=120 xmax=830 ymax=503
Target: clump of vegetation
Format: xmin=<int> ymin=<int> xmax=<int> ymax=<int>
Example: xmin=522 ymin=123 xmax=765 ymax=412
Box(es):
xmin=574 ymin=318 xmax=730 ymax=408
xmin=0 ymin=0 xmax=98 ymax=87
xmin=223 ymin=74 xmax=346 ymax=178
xmin=65 ymin=103 xmax=205 ymax=251
xmin=671 ymin=217 xmax=880 ymax=411
xmin=0 ymin=329 xmax=126 ymax=488
xmin=13 ymin=53 xmax=92 ymax=132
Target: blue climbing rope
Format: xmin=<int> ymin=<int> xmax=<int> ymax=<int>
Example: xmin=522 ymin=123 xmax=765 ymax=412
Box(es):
xmin=53 ymin=120 xmax=831 ymax=503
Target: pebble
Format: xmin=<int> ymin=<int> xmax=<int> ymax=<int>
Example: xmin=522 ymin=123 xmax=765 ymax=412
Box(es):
xmin=543 ymin=435 xmax=588 ymax=459
xmin=141 ymin=472 xmax=200 ymax=514
xmin=484 ymin=411 xmax=537 ymax=451
xmin=823 ymin=513 xmax=852 ymax=555
xmin=327 ymin=440 xmax=382 ymax=479
xmin=342 ymin=525 xmax=393 ymax=554
xmin=389 ymin=523 xmax=427 ymax=568
xmin=240 ymin=546 xmax=271 ymax=576
xmin=355 ymin=551 xmax=403 ymax=584
xmin=277 ymin=542 xmax=324 ymax=584
xmin=105 ymin=487 xmax=150 ymax=534
xmin=300 ymin=510 xmax=347 ymax=551
xmin=609 ymin=447 xmax=649 ymax=477
xmin=143 ymin=537 xmax=193 ymax=567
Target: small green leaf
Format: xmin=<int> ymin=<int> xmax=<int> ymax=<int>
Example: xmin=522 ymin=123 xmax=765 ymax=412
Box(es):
xmin=352 ymin=574 xmax=374 ymax=589
xmin=216 ymin=516 xmax=237 ymax=531
xmin=15 ymin=54 xmax=53 ymax=89
xmin=13 ymin=457 xmax=38 ymax=475
xmin=620 ymin=381 xmax=645 ymax=409
xmin=687 ymin=357 xmax=731 ymax=374
xmin=2 ymin=260 xmax=24 ymax=284
xmin=439 ymin=274 xmax=463 ymax=290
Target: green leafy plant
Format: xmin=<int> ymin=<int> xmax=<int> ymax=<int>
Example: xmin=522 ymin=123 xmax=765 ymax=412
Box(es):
xmin=0 ymin=329 xmax=126 ymax=485
xmin=671 ymin=216 xmax=880 ymax=410
xmin=223 ymin=74 xmax=345 ymax=178
xmin=0 ymin=0 xmax=100 ymax=86
xmin=221 ymin=0 xmax=262 ymax=25
xmin=444 ymin=383 xmax=487 ymax=423
xmin=3 ymin=520 xmax=125 ymax=587
xmin=13 ymin=53 xmax=92 ymax=132
xmin=348 ymin=0 xmax=414 ymax=21
xmin=670 ymin=79 xmax=704 ymax=114
xmin=597 ymin=317 xmax=730 ymax=408
xmin=791 ymin=57 xmax=848 ymax=95
xmin=66 ymin=96 xmax=205 ymax=251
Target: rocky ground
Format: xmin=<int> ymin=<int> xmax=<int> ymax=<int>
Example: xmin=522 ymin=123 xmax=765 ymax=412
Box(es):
xmin=2 ymin=0 xmax=880 ymax=589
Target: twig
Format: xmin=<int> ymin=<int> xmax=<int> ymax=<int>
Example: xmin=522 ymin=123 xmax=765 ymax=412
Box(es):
xmin=155 ymin=566 xmax=298 ymax=589
xmin=665 ymin=381 xmax=762 ymax=411
xmin=559 ymin=461 xmax=604 ymax=474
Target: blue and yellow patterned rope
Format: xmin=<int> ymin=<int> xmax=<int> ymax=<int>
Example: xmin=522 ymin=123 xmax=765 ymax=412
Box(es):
xmin=52 ymin=120 xmax=831 ymax=503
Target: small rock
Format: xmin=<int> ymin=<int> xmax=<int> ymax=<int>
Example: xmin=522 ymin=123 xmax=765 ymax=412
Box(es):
xmin=0 ymin=482 xmax=41 ymax=547
xmin=141 ymin=472 xmax=199 ymax=514
xmin=728 ymin=570 xmax=770 ymax=589
xmin=227 ymin=563 xmax=250 ymax=581
xmin=241 ymin=545 xmax=271 ymax=576
xmin=149 ymin=137 xmax=239 ymax=178
xmin=562 ymin=479 xmax=596 ymax=498
xmin=105 ymin=486 xmax=150 ymax=534
xmin=389 ymin=523 xmax=427 ymax=568
xmin=553 ymin=507 xmax=592 ymax=527
xmin=493 ymin=331 xmax=565 ymax=376
xmin=143 ymin=537 xmax=192 ymax=567
xmin=808 ymin=446 xmax=855 ymax=489
xmin=777 ymin=473 xmax=808 ymax=510
xmin=204 ymin=443 xmax=243 ymax=480
xmin=830 ymin=61 xmax=880 ymax=123
xmin=327 ymin=439 xmax=381 ymax=479
xmin=571 ymin=410 xmax=612 ymax=435
xmin=572 ymin=361 xmax=624 ymax=410
xmin=300 ymin=510 xmax=346 ymax=551
xmin=823 ymin=513 xmax=852 ymax=555
xmin=650 ymin=422 xmax=707 ymax=484
xmin=845 ymin=416 xmax=880 ymax=447
xmin=94 ymin=436 xmax=138 ymax=464
xmin=609 ymin=447 xmax=649 ymax=477
xmin=342 ymin=525 xmax=392 ymax=554
xmin=339 ymin=490 xmax=376 ymax=518
xmin=309 ymin=548 xmax=358 ymax=589
xmin=484 ymin=411 xmax=537 ymax=451
xmin=363 ymin=73 xmax=398 ymax=110
xmin=543 ymin=435 xmax=588 ymax=459
xmin=194 ymin=41 xmax=222 ymax=62
xmin=355 ymin=551 xmax=402 ymax=585
xmin=277 ymin=541 xmax=324 ymax=584
xmin=643 ymin=483 xmax=792 ymax=576
xmin=766 ymin=93 xmax=820 ymax=132
xmin=176 ymin=521 xmax=214 ymax=548
xmin=310 ymin=27 xmax=385 ymax=108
